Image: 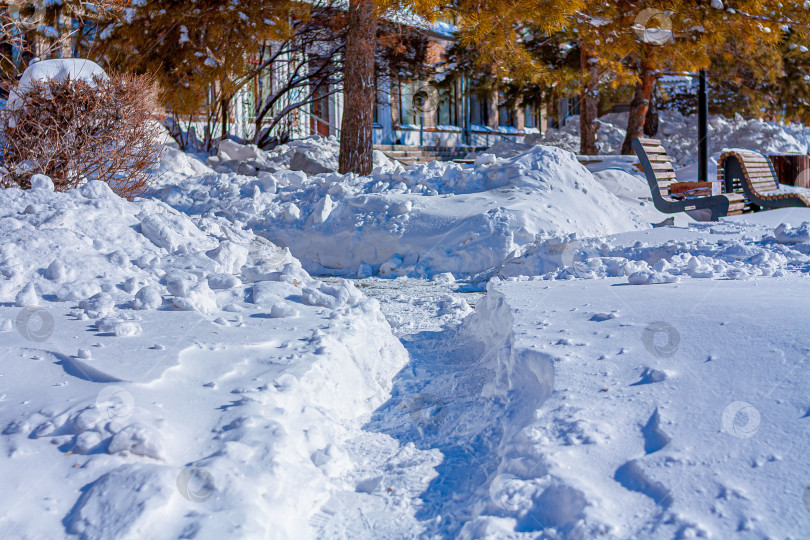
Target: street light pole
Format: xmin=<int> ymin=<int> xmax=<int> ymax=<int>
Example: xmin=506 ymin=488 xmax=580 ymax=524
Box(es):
xmin=698 ymin=69 xmax=708 ymax=182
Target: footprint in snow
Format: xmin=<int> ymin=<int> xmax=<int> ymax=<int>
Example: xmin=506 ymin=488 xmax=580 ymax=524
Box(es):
xmin=612 ymin=410 xmax=673 ymax=508
xmin=614 ymin=459 xmax=672 ymax=509
xmin=641 ymin=408 xmax=670 ymax=454
xmin=630 ymin=367 xmax=667 ymax=386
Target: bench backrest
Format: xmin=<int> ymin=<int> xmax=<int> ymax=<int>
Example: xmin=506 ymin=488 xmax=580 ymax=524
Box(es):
xmin=718 ymin=150 xmax=778 ymax=194
xmin=632 ymin=137 xmax=678 ymax=200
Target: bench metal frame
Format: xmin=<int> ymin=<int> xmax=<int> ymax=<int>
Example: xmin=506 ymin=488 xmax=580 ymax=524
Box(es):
xmin=632 ymin=138 xmax=739 ymax=221
xmin=720 ymin=150 xmax=809 ymax=211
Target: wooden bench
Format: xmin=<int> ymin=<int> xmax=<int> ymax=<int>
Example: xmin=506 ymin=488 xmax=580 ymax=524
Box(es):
xmin=632 ymin=138 xmax=745 ymax=221
xmin=718 ymin=150 xmax=810 ymax=211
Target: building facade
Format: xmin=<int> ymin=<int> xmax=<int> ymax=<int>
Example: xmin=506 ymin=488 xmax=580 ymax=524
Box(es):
xmin=227 ymin=26 xmax=550 ymax=149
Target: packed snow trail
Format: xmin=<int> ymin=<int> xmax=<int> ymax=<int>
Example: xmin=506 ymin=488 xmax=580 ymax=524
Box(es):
xmin=311 ymin=277 xmax=561 ymax=538
xmin=308 ymin=277 xmax=486 ymax=538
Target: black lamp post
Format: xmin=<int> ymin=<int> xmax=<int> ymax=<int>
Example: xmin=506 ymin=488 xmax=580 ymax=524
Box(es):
xmin=698 ymin=69 xmax=708 ymax=182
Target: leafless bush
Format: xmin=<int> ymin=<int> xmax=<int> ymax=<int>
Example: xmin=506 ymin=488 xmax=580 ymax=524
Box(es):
xmin=0 ymin=73 xmax=164 ymax=198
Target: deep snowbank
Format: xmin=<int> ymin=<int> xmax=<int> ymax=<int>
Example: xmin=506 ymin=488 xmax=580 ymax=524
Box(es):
xmin=0 ymin=178 xmax=410 ymax=538
xmin=157 ymin=145 xmax=650 ymax=278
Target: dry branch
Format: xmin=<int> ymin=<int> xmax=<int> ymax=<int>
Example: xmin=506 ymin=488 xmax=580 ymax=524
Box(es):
xmin=1 ymin=73 xmax=164 ymax=199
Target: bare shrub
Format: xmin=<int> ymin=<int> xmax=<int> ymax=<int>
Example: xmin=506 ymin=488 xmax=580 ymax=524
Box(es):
xmin=0 ymin=73 xmax=164 ymax=199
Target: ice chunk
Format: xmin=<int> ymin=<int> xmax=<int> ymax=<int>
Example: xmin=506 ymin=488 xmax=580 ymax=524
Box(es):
xmin=132 ymin=286 xmax=163 ymax=310
xmin=206 ymin=241 xmax=248 ymax=274
xmin=270 ymin=301 xmax=300 ymax=318
xmin=29 ymin=174 xmax=54 ymax=191
xmin=15 ymin=282 xmax=39 ymax=307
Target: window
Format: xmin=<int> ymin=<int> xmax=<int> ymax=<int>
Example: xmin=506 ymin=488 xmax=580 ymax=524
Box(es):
xmin=498 ymin=93 xmax=514 ymax=127
xmin=525 ymin=104 xmax=543 ymax=129
xmin=398 ymin=80 xmax=419 ymax=125
xmin=525 ymin=105 xmax=535 ymax=128
xmin=438 ymin=87 xmax=457 ymax=126
xmin=469 ymin=94 xmax=489 ymax=126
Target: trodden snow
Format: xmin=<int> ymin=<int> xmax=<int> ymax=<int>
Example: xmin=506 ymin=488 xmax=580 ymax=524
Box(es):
xmin=2 ymin=120 xmax=810 ymax=538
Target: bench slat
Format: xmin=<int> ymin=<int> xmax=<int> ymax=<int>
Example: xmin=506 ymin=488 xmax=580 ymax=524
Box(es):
xmin=750 ymin=180 xmax=778 ymax=186
xmin=751 ymin=178 xmax=778 ymax=184
xmin=638 ymin=137 xmax=662 ymax=146
xmin=650 ymin=162 xmax=675 ymax=171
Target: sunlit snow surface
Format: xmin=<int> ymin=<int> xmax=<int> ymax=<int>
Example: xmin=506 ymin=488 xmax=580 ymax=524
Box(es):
xmin=3 ymin=130 xmax=810 ymax=538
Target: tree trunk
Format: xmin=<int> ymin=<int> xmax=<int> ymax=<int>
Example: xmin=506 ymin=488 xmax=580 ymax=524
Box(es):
xmin=339 ymin=0 xmax=377 ymax=175
xmin=579 ymin=43 xmax=599 ymax=155
xmin=643 ymin=89 xmax=658 ymax=137
xmin=487 ymin=89 xmax=499 ymax=129
xmin=621 ymin=58 xmax=657 ymax=154
xmin=220 ymin=96 xmax=229 ymax=141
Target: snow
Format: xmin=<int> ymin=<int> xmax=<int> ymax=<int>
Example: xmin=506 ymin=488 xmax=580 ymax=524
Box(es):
xmin=201 ymin=136 xmax=395 ymax=178
xmin=0 ymin=180 xmax=411 ymax=538
xmin=444 ymin=275 xmax=810 ymax=538
xmin=536 ymin=110 xmax=810 ymax=170
xmin=496 ymin=213 xmax=810 ymax=281
xmin=6 ymin=59 xmax=109 ymax=111
xmin=157 ymin=143 xmax=651 ymax=278
xmin=5 ymin=114 xmax=810 ymax=538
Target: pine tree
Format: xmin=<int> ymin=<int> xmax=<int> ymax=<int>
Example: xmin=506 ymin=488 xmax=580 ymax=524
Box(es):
xmin=453 ymin=0 xmax=810 ymax=155
xmin=619 ymin=0 xmax=810 ymax=153
xmin=339 ymin=0 xmax=378 ymax=174
xmin=453 ymin=0 xmax=634 ymax=154
xmin=338 ymin=0 xmax=443 ymax=175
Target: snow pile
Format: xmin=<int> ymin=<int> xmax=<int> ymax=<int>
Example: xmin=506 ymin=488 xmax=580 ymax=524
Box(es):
xmin=204 ymin=136 xmax=395 ymax=177
xmin=158 ymin=145 xmax=651 ymax=278
xmin=591 ymin=168 xmax=652 ymax=200
xmin=535 ymin=111 xmax=810 ymax=168
xmin=497 ymin=213 xmax=810 ymax=283
xmin=527 ymin=114 xmax=627 ymax=155
xmin=464 ymin=139 xmax=532 ymax=159
xmin=0 ymin=177 xmax=413 ymax=538
xmin=0 ymin=177 xmax=303 ymax=315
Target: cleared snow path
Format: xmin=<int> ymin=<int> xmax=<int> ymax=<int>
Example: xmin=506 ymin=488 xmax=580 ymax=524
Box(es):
xmin=311 ymin=277 xmax=562 ymax=538
xmin=309 ymin=277 xmax=492 ymax=538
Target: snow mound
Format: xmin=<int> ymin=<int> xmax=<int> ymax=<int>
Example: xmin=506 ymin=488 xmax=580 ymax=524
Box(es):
xmin=0 ymin=176 xmax=414 ymax=537
xmin=464 ymin=139 xmax=532 ymax=159
xmin=0 ymin=178 xmax=303 ymax=316
xmin=592 ymin=168 xmax=652 ymax=200
xmin=153 ymin=146 xmax=214 ymax=182
xmin=498 ymin=214 xmax=810 ymax=281
xmin=775 ymin=222 xmax=810 ymax=244
xmin=158 ymin=145 xmax=650 ymax=278
xmin=204 ymin=136 xmax=395 ymax=177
